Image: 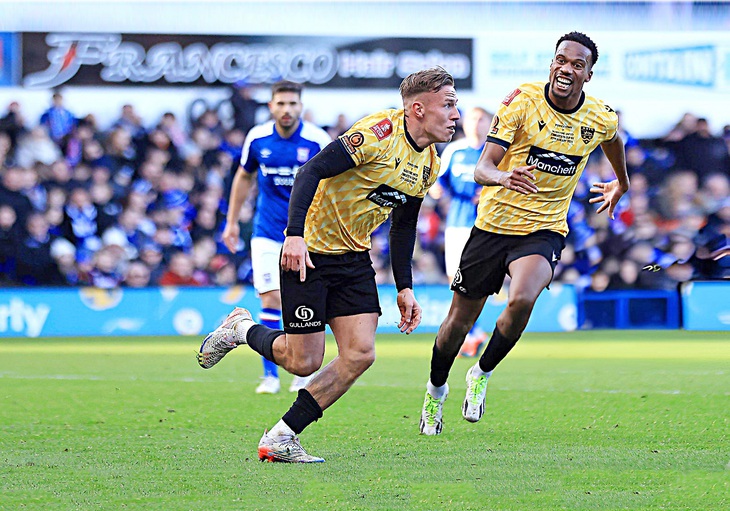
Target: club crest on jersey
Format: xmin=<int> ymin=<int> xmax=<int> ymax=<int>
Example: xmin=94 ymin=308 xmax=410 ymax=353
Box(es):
xmin=502 ymin=88 xmax=521 ymax=106
xmin=370 ymin=119 xmax=393 ymax=141
xmin=580 ymin=126 xmax=595 ymax=144
xmin=297 ymin=147 xmax=310 ymax=163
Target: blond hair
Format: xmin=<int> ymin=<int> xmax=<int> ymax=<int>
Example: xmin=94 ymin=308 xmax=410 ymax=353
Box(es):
xmin=399 ymin=66 xmax=454 ymax=100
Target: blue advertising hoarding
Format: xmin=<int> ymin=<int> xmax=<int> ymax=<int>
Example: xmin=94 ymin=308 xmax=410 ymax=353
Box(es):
xmin=681 ymin=281 xmax=730 ymax=331
xmin=0 ymin=33 xmax=18 ymax=86
xmin=0 ymin=284 xmax=577 ymax=338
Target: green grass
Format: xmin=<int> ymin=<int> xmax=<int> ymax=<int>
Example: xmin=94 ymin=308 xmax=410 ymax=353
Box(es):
xmin=0 ymin=330 xmax=728 ymax=510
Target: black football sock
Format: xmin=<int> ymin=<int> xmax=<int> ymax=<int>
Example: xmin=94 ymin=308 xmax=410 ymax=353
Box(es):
xmin=478 ymin=326 xmax=520 ymax=373
xmin=282 ymin=389 xmax=323 ymax=434
xmin=246 ymin=324 xmax=281 ymax=364
xmin=429 ymin=338 xmax=459 ymax=388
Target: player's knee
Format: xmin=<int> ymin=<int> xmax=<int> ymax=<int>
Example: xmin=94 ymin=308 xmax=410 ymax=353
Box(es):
xmin=344 ymin=346 xmax=376 ymax=374
xmin=507 ymin=292 xmax=537 ymax=317
xmin=289 ymin=354 xmax=323 ymax=377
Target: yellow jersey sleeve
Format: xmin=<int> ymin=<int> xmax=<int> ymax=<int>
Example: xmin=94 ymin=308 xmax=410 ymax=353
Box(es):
xmin=338 ymin=111 xmax=395 ymax=167
xmin=487 ymin=86 xmax=529 ymax=147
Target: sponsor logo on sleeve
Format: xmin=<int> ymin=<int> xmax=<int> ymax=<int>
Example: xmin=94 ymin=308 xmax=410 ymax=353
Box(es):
xmin=370 ymin=119 xmax=393 ymax=140
xmin=526 ymin=146 xmax=583 ymax=176
xmin=489 ymin=115 xmax=500 ymax=135
xmin=341 ymin=131 xmax=364 ymax=154
xmin=501 ymin=88 xmax=521 ymax=106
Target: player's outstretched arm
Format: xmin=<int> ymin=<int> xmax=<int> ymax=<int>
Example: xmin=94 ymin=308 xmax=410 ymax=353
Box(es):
xmin=397 ymin=288 xmax=422 ymax=334
xmin=223 ymin=167 xmax=253 ymax=253
xmin=474 ymin=143 xmax=538 ymax=194
xmin=591 ymin=134 xmax=629 ymax=219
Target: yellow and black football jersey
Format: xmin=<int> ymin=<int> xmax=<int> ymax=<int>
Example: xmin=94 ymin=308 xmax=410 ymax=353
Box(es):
xmin=304 ymin=109 xmax=440 ymax=254
xmin=476 ymin=81 xmax=618 ymax=236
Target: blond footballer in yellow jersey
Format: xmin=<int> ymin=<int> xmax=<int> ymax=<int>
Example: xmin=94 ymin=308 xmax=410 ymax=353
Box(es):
xmin=199 ymin=67 xmax=460 ymax=461
xmin=477 ymin=81 xmax=618 ymax=236
xmin=304 ymin=108 xmax=440 ymax=254
xmin=420 ymin=33 xmax=629 ymax=436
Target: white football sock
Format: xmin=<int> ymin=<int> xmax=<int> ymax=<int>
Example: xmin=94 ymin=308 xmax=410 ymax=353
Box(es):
xmin=268 ymin=419 xmax=295 ymax=440
xmin=233 ymin=316 xmax=255 ymax=344
xmin=427 ymin=381 xmax=448 ymax=399
xmin=470 ymin=364 xmax=493 ymax=379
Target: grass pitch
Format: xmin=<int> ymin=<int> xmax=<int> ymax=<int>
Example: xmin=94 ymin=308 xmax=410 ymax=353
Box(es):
xmin=0 ymin=330 xmax=728 ymax=510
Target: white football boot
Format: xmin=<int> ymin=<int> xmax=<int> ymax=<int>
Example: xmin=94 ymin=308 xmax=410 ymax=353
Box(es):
xmin=258 ymin=430 xmax=324 ymax=463
xmin=419 ymin=384 xmax=449 ymax=435
xmin=197 ymin=307 xmax=253 ymax=369
xmin=462 ymin=365 xmax=489 ymax=423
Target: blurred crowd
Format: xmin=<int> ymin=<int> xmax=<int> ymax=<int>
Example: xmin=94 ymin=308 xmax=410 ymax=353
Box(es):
xmin=0 ymin=90 xmax=728 ymax=291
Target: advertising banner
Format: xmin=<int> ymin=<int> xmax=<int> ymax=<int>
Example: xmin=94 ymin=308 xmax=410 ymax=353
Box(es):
xmin=477 ymin=31 xmax=730 ymax=106
xmin=0 ymin=33 xmax=18 ymax=86
xmin=0 ymin=284 xmax=576 ymax=338
xmin=20 ymin=32 xmax=473 ymax=89
xmin=681 ymin=281 xmax=730 ymax=331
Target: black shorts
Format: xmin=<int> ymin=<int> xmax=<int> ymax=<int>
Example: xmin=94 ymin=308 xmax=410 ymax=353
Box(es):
xmin=280 ymin=251 xmax=382 ymax=334
xmin=451 ymin=227 xmax=566 ymax=300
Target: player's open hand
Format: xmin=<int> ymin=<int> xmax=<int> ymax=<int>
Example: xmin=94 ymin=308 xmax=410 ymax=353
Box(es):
xmin=396 ymin=288 xmax=422 ymax=335
xmin=589 ymin=179 xmax=626 ymax=219
xmin=499 ymin=164 xmax=538 ymax=194
xmin=281 ymin=236 xmax=315 ymax=282
xmin=222 ymin=222 xmax=240 ymax=254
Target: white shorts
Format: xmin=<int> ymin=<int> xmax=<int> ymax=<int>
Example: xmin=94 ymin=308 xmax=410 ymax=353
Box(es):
xmin=250 ymin=237 xmax=282 ymax=295
xmin=444 ymin=226 xmax=473 ymax=279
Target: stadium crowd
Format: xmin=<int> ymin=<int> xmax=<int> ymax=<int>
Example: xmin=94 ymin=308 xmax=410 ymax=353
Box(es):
xmin=0 ymin=91 xmax=728 ymax=291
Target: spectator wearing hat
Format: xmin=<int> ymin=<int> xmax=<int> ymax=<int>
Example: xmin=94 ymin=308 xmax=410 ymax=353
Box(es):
xmin=50 ymin=237 xmax=81 ymax=286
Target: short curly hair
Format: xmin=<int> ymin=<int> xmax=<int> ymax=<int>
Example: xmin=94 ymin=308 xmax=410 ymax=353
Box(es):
xmin=556 ymin=32 xmax=599 ymax=67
